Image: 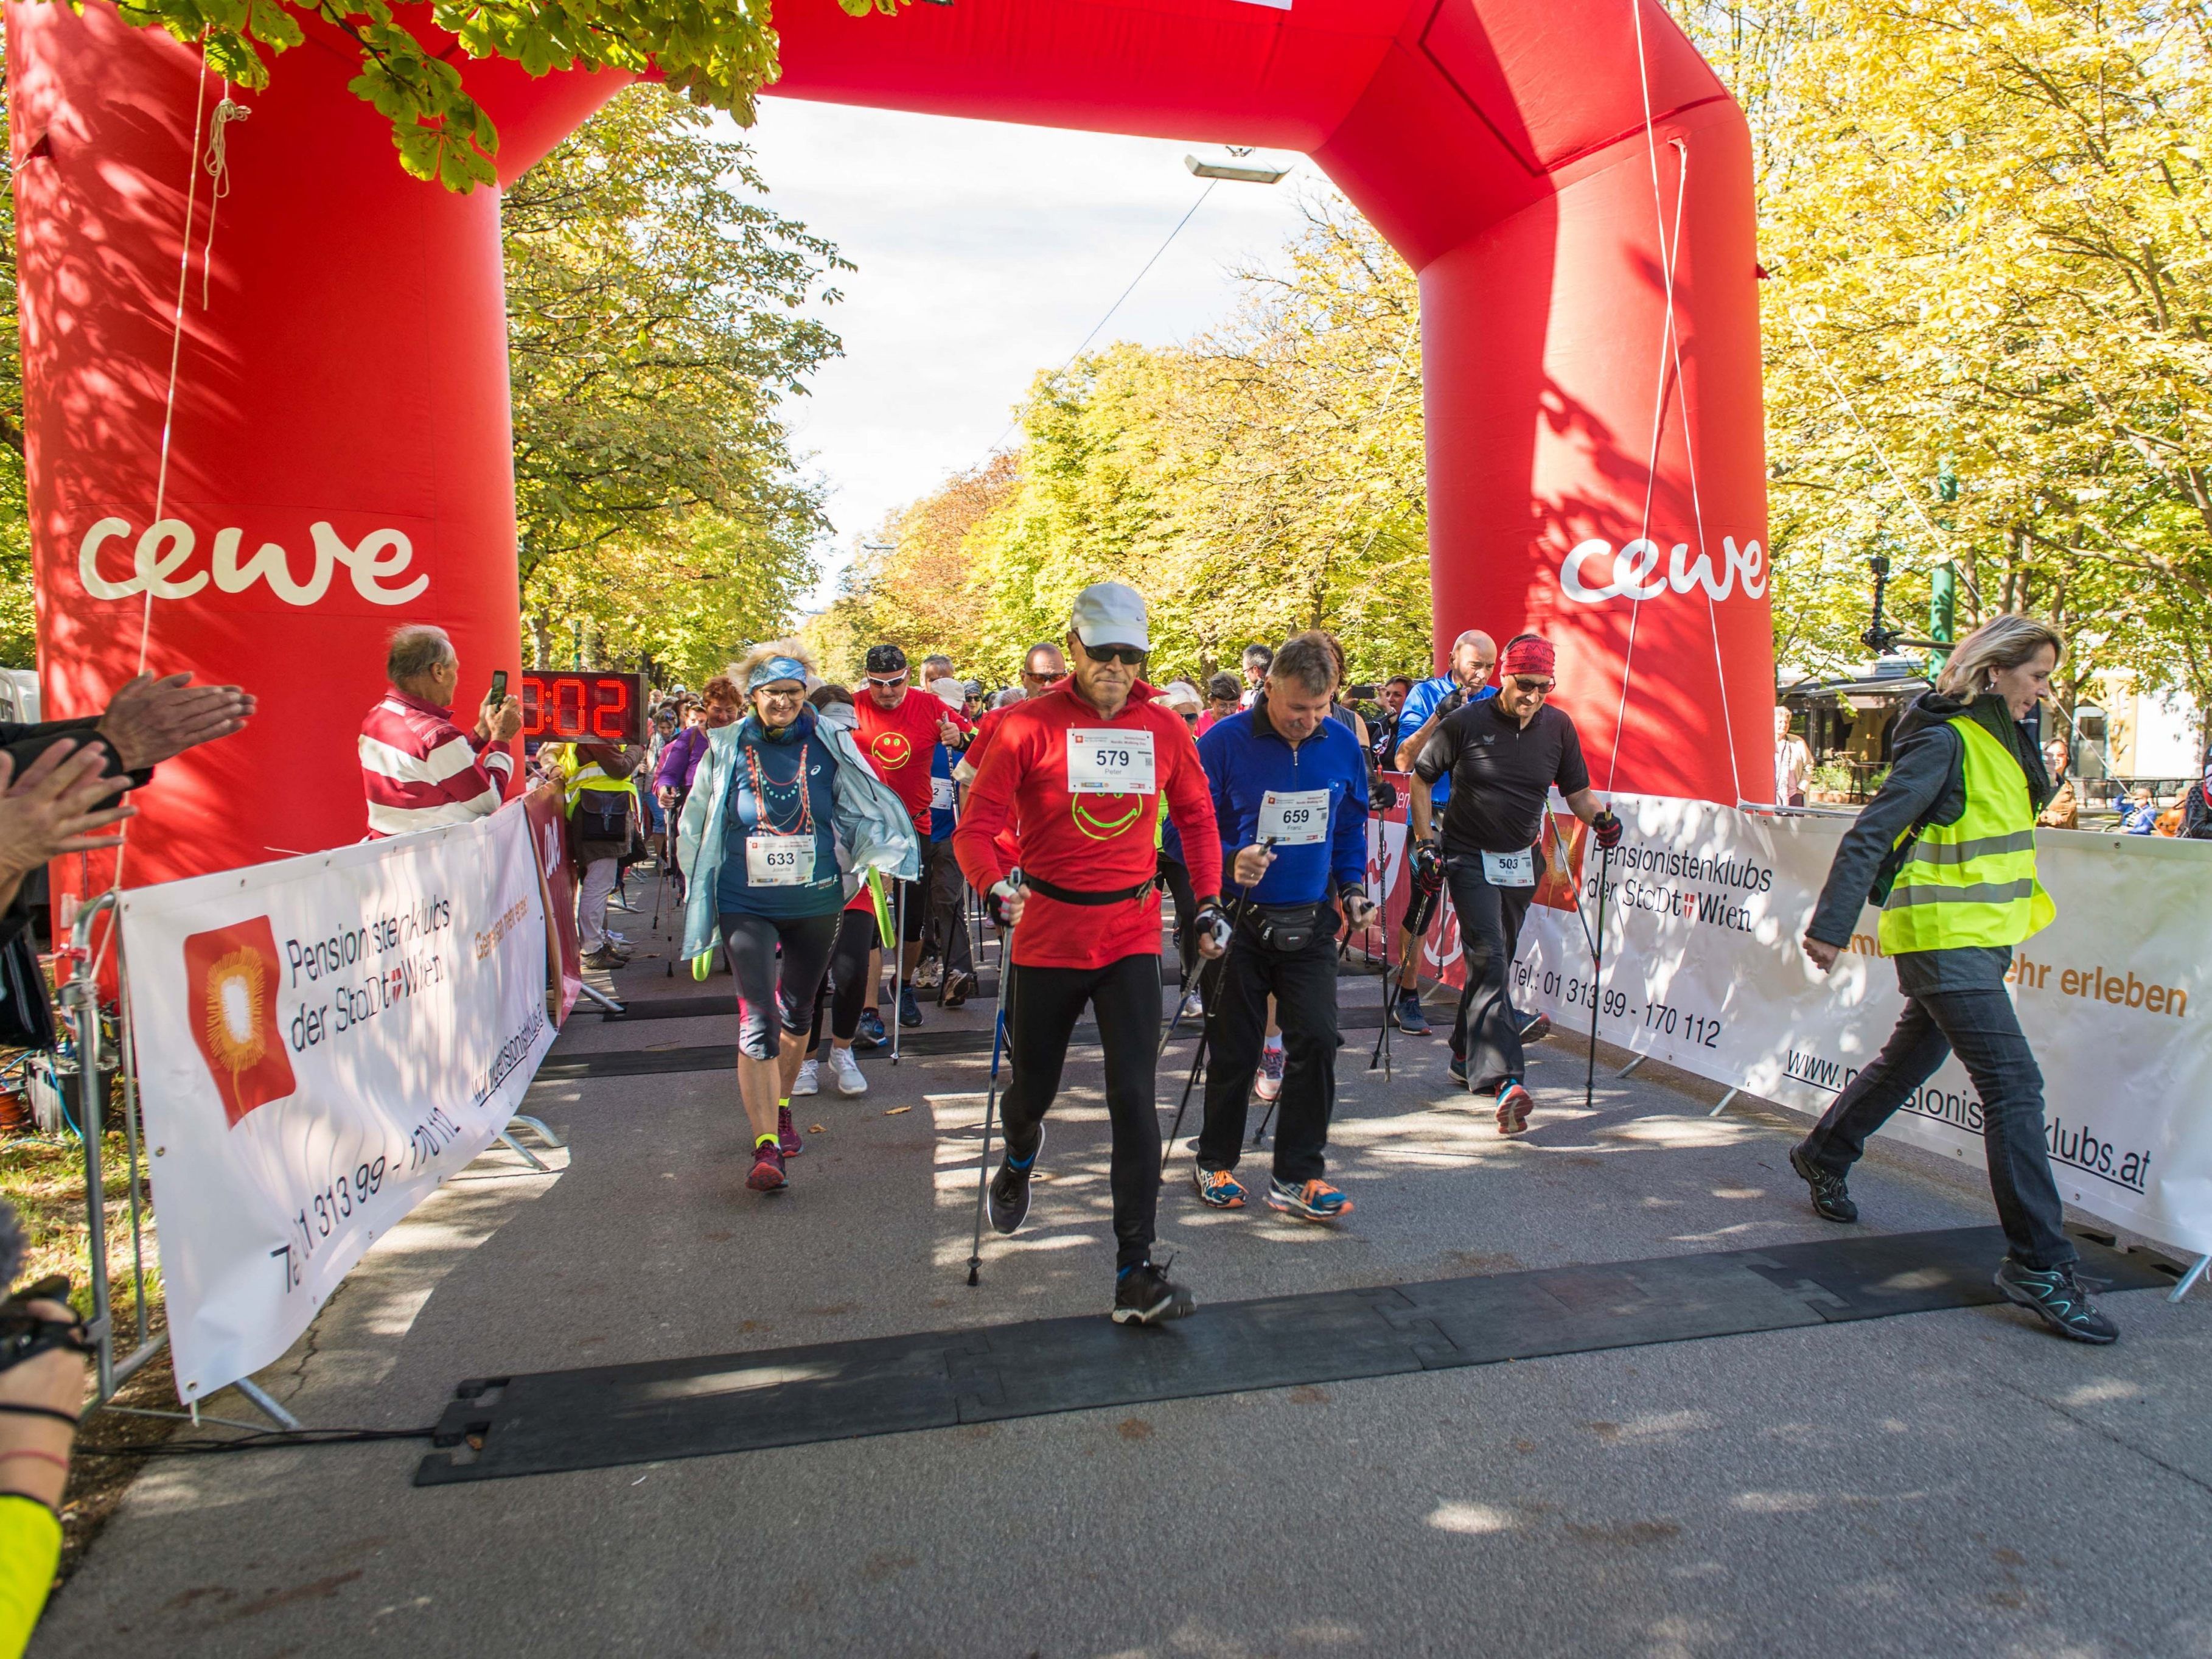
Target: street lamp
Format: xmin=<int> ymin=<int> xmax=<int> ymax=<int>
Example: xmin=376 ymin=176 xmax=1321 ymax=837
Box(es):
xmin=1184 ymin=146 xmax=1294 ymax=184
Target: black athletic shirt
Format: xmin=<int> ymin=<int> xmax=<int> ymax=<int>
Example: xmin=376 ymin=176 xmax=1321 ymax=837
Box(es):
xmin=1413 ymin=698 xmax=1590 ymax=856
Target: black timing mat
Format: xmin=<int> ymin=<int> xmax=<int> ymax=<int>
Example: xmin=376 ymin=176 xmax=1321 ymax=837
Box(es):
xmin=414 ymin=1226 xmax=2173 ymax=1485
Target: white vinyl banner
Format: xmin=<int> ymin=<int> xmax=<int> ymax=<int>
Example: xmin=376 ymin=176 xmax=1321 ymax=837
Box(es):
xmin=1512 ymin=796 xmax=2212 ymax=1260
xmin=122 ymin=801 xmax=554 ymax=1402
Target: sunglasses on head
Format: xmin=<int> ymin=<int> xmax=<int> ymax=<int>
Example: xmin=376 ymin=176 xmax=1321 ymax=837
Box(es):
xmin=1511 ymin=677 xmax=1554 ymax=694
xmin=1079 ymin=641 xmax=1146 ymax=667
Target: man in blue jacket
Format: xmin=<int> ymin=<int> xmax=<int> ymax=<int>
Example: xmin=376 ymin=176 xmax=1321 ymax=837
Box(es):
xmin=1192 ymin=632 xmax=1373 ymax=1221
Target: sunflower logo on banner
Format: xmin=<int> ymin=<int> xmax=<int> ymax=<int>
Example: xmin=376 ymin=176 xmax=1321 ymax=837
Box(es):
xmin=183 ymin=917 xmax=298 ymax=1126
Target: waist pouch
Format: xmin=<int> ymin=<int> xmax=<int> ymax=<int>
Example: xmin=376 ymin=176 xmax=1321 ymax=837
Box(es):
xmin=1024 ymin=871 xmax=1154 ymax=906
xmin=1241 ymin=900 xmax=1334 ymax=954
xmin=574 ymin=791 xmax=630 ymax=842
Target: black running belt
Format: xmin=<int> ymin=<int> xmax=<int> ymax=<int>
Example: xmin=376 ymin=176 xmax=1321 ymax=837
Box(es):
xmin=413 ymin=1228 xmax=2173 ymax=1485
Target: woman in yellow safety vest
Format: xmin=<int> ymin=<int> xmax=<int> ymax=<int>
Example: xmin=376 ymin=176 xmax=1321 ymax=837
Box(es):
xmin=1792 ymin=614 xmax=2117 ymax=1344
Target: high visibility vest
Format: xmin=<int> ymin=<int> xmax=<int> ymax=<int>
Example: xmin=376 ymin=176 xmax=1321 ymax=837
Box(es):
xmin=560 ymin=747 xmax=634 ymax=820
xmin=1878 ymin=716 xmax=2057 ymax=954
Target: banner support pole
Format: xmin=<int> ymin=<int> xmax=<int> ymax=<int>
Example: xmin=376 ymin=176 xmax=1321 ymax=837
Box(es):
xmin=1706 ymin=1088 xmax=1738 ymax=1118
xmin=2171 ymin=1254 xmax=2210 ymax=1302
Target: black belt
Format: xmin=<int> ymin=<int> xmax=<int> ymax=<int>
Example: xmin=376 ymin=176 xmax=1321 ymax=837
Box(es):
xmin=1022 ymin=871 xmax=1155 ymax=906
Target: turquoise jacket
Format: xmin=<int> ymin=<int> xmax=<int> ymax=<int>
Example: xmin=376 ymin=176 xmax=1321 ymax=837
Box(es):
xmin=677 ymin=710 xmax=919 ymax=959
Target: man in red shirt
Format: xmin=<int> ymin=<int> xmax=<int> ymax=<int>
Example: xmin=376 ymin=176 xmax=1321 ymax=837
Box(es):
xmin=955 ymin=583 xmax=1225 ymax=1325
xmin=854 ymin=643 xmax=969 ymax=1029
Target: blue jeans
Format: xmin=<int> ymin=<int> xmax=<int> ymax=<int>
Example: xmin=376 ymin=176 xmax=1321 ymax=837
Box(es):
xmin=1799 ymin=988 xmax=2076 ymax=1270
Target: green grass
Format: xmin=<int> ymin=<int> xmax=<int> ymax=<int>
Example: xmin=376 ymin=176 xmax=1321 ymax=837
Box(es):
xmin=1 ymin=1126 xmax=162 ymax=1329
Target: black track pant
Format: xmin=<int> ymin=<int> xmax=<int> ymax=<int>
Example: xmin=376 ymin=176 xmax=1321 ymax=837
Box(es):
xmin=1443 ymin=857 xmax=1535 ymax=1091
xmin=1197 ymin=920 xmax=1342 ymax=1183
xmin=919 ymin=834 xmax=973 ymax=980
xmin=805 ymin=907 xmax=879 ymax=1057
xmin=999 ymin=951 xmax=1162 ymax=1272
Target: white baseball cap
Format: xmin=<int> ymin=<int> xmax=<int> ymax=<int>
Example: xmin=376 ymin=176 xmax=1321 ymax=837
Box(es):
xmin=1159 ymin=679 xmax=1202 ymax=712
xmin=1069 ymin=581 xmax=1149 ymax=652
xmin=930 ymin=676 xmax=966 ymax=710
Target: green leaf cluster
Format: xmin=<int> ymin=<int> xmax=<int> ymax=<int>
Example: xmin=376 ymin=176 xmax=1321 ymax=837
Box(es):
xmin=506 ymin=85 xmax=843 ymax=683
xmin=93 ymin=0 xmax=901 ymax=190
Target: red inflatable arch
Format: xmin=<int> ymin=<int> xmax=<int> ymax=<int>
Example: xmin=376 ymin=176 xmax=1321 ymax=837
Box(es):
xmin=8 ymin=0 xmax=1770 ymax=895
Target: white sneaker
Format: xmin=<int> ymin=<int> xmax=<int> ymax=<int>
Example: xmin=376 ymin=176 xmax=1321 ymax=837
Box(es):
xmin=831 ymin=1047 xmax=868 ymax=1097
xmin=792 ymin=1058 xmax=820 ymax=1097
xmin=1252 ymin=1043 xmax=1286 ymax=1102
xmin=1178 ymin=990 xmax=1205 ymax=1021
xmin=912 ymin=958 xmax=944 ymax=990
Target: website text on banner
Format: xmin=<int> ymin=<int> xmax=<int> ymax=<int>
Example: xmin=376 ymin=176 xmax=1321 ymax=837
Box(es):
xmin=120 ymin=800 xmax=557 ymax=1402
xmin=1429 ymin=794 xmax=2208 ymax=1260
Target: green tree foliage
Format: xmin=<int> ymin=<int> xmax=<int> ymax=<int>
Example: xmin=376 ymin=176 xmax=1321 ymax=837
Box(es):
xmin=0 ymin=41 xmax=35 ymax=669
xmin=96 ymin=0 xmax=900 ymax=190
xmin=814 ymin=193 xmax=1432 ymax=687
xmin=1678 ymin=0 xmax=2212 ymax=730
xmin=505 ymin=85 xmax=843 ymax=685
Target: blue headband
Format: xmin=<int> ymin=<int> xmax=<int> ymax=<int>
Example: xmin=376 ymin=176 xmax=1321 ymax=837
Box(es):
xmin=748 ymin=657 xmax=808 ymax=693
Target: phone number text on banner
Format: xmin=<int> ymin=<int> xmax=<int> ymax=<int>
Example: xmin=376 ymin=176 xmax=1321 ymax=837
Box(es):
xmin=122 ymin=800 xmax=556 ymax=1402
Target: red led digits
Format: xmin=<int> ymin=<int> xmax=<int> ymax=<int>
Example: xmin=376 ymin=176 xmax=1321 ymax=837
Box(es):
xmin=590 ymin=677 xmax=630 ymax=740
xmin=518 ymin=672 xmax=647 ymax=744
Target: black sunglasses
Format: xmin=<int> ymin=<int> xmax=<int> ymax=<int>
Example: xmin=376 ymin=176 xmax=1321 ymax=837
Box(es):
xmin=1079 ymin=641 xmax=1147 ymax=667
xmin=1511 ymin=677 xmax=1554 ymax=694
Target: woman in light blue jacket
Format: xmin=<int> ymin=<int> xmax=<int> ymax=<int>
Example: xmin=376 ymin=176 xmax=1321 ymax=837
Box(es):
xmin=679 ymin=645 xmax=918 ymax=1192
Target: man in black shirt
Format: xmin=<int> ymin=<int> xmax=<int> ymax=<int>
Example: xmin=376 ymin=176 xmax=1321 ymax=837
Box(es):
xmin=1410 ymin=634 xmax=1620 ymax=1134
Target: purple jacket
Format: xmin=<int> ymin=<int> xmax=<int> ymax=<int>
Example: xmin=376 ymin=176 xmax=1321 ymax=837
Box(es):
xmin=655 ymin=725 xmax=710 ymax=792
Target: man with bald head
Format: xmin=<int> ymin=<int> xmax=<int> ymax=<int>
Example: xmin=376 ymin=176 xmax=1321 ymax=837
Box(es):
xmin=1382 ymin=629 xmax=1496 ymax=1035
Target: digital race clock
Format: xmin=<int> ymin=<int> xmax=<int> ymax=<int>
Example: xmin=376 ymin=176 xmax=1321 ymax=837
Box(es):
xmin=519 ymin=671 xmax=647 ymax=744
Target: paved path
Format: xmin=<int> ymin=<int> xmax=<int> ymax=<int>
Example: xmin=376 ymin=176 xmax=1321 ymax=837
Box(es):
xmin=33 ymin=889 xmax=2212 ymax=1658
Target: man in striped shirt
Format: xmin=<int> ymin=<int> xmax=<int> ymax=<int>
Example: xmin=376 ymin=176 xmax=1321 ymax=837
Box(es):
xmin=358 ymin=626 xmax=522 ymax=839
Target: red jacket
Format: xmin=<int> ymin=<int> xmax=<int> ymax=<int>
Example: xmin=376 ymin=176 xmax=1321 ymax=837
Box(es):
xmin=955 ymin=681 xmax=1221 ymax=969
xmin=855 ymin=688 xmax=969 ymax=835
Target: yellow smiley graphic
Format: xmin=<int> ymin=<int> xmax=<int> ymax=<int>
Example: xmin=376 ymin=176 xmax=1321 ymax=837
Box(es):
xmin=871 ymin=731 xmax=913 ymax=769
xmin=1072 ymin=794 xmax=1143 ymax=840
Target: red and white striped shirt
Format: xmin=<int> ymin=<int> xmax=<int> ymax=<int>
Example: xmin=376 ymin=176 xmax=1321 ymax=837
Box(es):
xmin=358 ymin=688 xmax=514 ymax=839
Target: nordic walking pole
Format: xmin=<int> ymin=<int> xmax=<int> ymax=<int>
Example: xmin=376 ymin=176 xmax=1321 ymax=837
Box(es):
xmin=1164 ymin=885 xmax=1249 ymax=1171
xmin=966 ymin=968 xmax=1011 ymax=1286
xmin=891 ymin=880 xmax=904 ymax=1067
xmin=1585 ymin=842 xmax=1612 ymax=1112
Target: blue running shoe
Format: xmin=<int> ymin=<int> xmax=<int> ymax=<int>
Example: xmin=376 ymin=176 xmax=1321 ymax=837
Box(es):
xmin=856 ymin=1008 xmax=887 ymax=1049
xmin=1394 ymin=990 xmax=1431 ymax=1036
xmin=898 ymin=985 xmax=924 ymax=1028
xmin=1448 ymin=1052 xmax=1468 ymax=1088
xmin=1191 ymin=1167 xmax=1247 ymax=1209
xmin=1267 ymin=1177 xmax=1354 ymax=1222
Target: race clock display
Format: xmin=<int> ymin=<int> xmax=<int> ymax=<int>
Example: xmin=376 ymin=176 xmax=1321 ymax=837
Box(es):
xmin=519 ymin=671 xmax=647 ymax=744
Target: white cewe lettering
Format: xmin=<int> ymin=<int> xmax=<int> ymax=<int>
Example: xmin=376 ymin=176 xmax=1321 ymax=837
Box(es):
xmin=77 ymin=517 xmax=429 ymax=607
xmin=1557 ymin=536 xmax=1767 ymax=605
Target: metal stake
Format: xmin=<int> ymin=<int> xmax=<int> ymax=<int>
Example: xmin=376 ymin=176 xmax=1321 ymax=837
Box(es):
xmin=966 ymin=967 xmax=1012 ymax=1287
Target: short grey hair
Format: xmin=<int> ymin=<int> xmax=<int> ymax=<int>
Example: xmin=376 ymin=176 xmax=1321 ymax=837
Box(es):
xmin=922 ymin=654 xmax=955 ymax=677
xmin=1269 ymin=632 xmax=1338 ymax=696
xmin=1242 ymin=643 xmax=1274 ymax=670
xmin=387 ymin=624 xmax=456 ymax=686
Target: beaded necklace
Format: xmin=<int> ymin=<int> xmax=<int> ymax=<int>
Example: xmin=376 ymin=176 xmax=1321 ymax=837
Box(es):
xmin=742 ymin=726 xmax=817 ymax=840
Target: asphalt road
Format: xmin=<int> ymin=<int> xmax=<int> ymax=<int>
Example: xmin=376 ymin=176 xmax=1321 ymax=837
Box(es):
xmin=32 ymin=898 xmax=2211 ymax=1658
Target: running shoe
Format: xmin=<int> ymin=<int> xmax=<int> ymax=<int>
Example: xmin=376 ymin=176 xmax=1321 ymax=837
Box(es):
xmin=1191 ymin=1167 xmax=1247 ymax=1209
xmin=581 ymin=946 xmax=629 ymax=970
xmin=940 ymin=969 xmax=977 ymax=1009
xmin=778 ymin=1104 xmax=803 ymax=1158
xmin=988 ymin=1126 xmax=1044 ymax=1235
xmin=1394 ymin=991 xmax=1431 ymax=1035
xmin=1517 ymin=1011 xmax=1552 ymax=1044
xmin=1495 ymin=1080 xmax=1533 ymax=1136
xmin=746 ymin=1138 xmax=788 ymax=1193
xmin=792 ymin=1058 xmax=820 ymax=1097
xmin=1994 ymin=1259 xmax=2119 ymax=1344
xmin=912 ymin=957 xmax=944 ymax=990
xmin=1788 ymin=1142 xmax=1858 ymax=1223
xmin=1179 ymin=989 xmax=1205 ymax=1021
xmin=1448 ymin=1052 xmax=1468 ymax=1088
xmin=898 ymin=986 xmax=924 ymax=1028
xmin=1253 ymin=1044 xmax=1286 ymax=1102
xmin=1266 ymin=1176 xmax=1354 ymax=1222
xmin=1112 ymin=1260 xmax=1196 ymax=1326
xmin=856 ymin=1008 xmax=887 ymax=1049
xmin=831 ymin=1047 xmax=869 ymax=1097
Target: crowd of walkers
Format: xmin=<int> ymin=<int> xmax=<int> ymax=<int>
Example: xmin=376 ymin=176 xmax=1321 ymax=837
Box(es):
xmin=343 ymin=599 xmax=2131 ymax=1345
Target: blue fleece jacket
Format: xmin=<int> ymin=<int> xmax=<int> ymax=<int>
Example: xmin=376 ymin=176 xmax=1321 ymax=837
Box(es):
xmin=1198 ymin=699 xmax=1370 ymax=905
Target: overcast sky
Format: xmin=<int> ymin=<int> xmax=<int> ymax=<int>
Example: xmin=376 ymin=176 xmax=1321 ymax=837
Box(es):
xmin=728 ymin=97 xmax=1317 ymax=609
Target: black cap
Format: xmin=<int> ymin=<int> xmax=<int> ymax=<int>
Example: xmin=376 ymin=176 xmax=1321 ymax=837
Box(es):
xmin=865 ymin=644 xmax=907 ymax=676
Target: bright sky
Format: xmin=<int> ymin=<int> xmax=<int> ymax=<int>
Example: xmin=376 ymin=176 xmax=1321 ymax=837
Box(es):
xmin=728 ymin=97 xmax=1317 ymax=609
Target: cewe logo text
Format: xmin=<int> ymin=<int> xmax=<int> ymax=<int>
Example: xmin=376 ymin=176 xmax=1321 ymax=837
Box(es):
xmin=1556 ymin=536 xmax=1767 ymax=605
xmin=77 ymin=516 xmax=429 ymax=607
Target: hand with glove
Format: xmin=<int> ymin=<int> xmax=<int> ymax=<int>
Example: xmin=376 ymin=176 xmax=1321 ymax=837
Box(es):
xmin=1339 ymin=885 xmax=1376 ymax=931
xmin=1411 ymin=839 xmax=1444 ymax=887
xmin=1193 ymin=900 xmax=1232 ymax=959
xmin=986 ymin=879 xmax=1027 ymax=929
xmin=1591 ymin=809 xmax=1624 ymax=851
xmin=1438 ymin=688 xmax=1467 ymax=717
